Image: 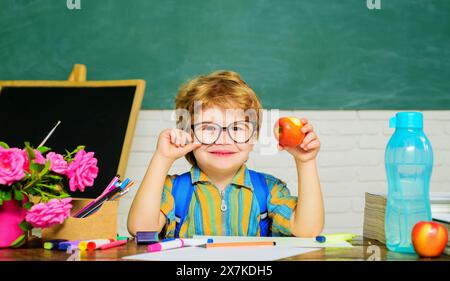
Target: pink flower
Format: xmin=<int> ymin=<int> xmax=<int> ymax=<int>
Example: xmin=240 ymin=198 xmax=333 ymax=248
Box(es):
xmin=22 ymin=149 xmax=46 ymax=172
xmin=0 ymin=147 xmax=26 ymax=186
xmin=34 ymin=150 xmax=46 ymax=165
xmin=46 ymin=152 xmax=68 ymax=174
xmin=65 ymin=150 xmax=98 ymax=192
xmin=25 ymin=198 xmax=72 ymax=228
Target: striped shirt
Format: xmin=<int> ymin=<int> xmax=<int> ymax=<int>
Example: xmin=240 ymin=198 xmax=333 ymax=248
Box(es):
xmin=160 ymin=164 xmax=298 ymax=238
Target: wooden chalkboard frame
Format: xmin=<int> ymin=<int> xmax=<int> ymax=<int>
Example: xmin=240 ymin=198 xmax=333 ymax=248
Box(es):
xmin=0 ymin=64 xmax=145 ymax=183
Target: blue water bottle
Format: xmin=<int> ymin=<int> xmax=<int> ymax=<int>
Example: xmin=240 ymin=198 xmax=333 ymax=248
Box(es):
xmin=385 ymin=112 xmax=433 ymax=253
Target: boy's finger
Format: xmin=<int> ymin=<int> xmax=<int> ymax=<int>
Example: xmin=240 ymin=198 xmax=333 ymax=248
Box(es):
xmin=277 ymin=144 xmax=284 ymax=151
xmin=301 ymin=124 xmax=313 ymax=133
xmin=184 ymin=142 xmax=202 ymax=152
xmin=170 ymin=129 xmax=176 ymax=144
xmin=306 ymin=140 xmax=320 ymax=150
xmin=181 ymin=134 xmax=187 ymax=147
xmin=301 ymin=132 xmax=317 ymax=146
xmin=176 ymin=130 xmax=182 ymax=147
xmin=301 ymin=118 xmax=309 ymax=125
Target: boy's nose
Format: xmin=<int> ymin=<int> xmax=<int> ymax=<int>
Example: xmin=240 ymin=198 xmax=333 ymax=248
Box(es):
xmin=215 ymin=129 xmax=234 ymax=145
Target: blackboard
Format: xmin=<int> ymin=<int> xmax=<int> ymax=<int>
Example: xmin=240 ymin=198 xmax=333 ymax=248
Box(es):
xmin=0 ymin=81 xmax=144 ymax=198
xmin=0 ymin=0 xmax=449 ymax=109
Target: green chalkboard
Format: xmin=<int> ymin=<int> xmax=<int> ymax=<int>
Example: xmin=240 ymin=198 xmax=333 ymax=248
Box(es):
xmin=0 ymin=0 xmax=449 ymax=109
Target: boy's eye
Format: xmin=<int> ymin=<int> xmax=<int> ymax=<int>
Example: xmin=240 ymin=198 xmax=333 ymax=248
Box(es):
xmin=232 ymin=126 xmax=243 ymax=131
xmin=202 ymin=125 xmax=217 ymax=131
xmin=232 ymin=123 xmax=250 ymax=131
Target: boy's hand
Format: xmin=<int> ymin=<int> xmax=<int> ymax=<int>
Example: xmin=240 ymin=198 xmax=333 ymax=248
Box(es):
xmin=155 ymin=128 xmax=202 ymax=162
xmin=278 ymin=118 xmax=320 ymax=163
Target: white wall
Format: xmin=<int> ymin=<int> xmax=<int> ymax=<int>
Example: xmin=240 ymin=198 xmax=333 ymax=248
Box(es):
xmin=118 ymin=110 xmax=450 ymax=236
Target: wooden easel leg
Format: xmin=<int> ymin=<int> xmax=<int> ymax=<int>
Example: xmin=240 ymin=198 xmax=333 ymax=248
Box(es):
xmin=68 ymin=64 xmax=87 ymax=82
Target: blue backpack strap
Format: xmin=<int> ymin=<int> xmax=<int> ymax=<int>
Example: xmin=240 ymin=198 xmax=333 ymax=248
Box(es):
xmin=248 ymin=169 xmax=270 ymax=236
xmin=171 ymin=171 xmax=195 ymax=238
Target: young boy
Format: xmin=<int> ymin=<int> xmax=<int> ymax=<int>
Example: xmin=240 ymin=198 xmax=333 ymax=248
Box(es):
xmin=128 ymin=70 xmax=324 ymax=238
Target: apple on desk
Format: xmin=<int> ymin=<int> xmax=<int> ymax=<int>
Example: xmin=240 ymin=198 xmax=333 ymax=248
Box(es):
xmin=411 ymin=221 xmax=448 ymax=258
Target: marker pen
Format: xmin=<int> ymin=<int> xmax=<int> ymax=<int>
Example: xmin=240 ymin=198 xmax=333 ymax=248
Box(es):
xmin=78 ymin=239 xmax=114 ymax=251
xmin=315 ymin=233 xmax=357 ymax=243
xmin=99 ymin=240 xmax=128 ymax=250
xmin=58 ymin=240 xmax=81 ymax=251
xmin=43 ymin=239 xmax=67 ymax=250
xmin=87 ymin=239 xmax=115 ymax=250
xmin=148 ymin=238 xmax=185 ymax=252
xmin=119 ymin=178 xmax=130 ymax=190
xmin=74 ymin=175 xmax=119 ymax=217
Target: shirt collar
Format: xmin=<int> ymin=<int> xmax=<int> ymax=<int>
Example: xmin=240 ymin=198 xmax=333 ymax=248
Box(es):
xmin=190 ymin=164 xmax=254 ymax=190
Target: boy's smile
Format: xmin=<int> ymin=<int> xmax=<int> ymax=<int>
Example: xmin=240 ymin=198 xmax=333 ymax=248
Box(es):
xmin=207 ymin=147 xmax=238 ymax=157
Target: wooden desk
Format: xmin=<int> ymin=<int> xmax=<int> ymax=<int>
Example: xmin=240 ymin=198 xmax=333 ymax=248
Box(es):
xmin=0 ymin=236 xmax=448 ymax=261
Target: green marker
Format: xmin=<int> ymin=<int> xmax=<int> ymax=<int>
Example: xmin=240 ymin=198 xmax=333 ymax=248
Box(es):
xmin=117 ymin=235 xmax=130 ymax=241
xmin=315 ymin=233 xmax=357 ymax=243
xmin=43 ymin=239 xmax=67 ymax=250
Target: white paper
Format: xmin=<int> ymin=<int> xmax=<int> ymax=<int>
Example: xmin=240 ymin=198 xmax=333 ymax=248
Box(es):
xmin=182 ymin=238 xmax=211 ymax=247
xmin=192 ymin=235 xmax=353 ymax=248
xmin=122 ymin=245 xmax=318 ymax=261
xmin=433 ymin=214 xmax=450 ymax=223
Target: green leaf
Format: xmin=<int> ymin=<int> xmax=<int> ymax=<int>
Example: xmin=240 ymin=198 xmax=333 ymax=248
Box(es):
xmin=13 ymin=189 xmax=24 ymax=201
xmin=74 ymin=145 xmax=86 ymax=153
xmin=10 ymin=234 xmax=26 ymax=248
xmin=38 ymin=160 xmax=51 ymax=178
xmin=24 ymin=202 xmax=33 ymax=210
xmin=2 ymin=190 xmax=12 ymax=201
xmin=36 ymin=183 xmax=60 ymax=192
xmin=37 ymin=146 xmax=51 ymax=154
xmin=19 ymin=220 xmax=33 ymax=232
xmin=29 ymin=162 xmax=41 ymax=172
xmin=45 ymin=174 xmax=63 ymax=181
xmin=59 ymin=192 xmax=70 ymax=198
xmin=0 ymin=197 xmax=3 ymax=206
xmin=24 ymin=142 xmax=36 ymax=161
xmin=64 ymin=145 xmax=86 ymax=162
xmin=28 ymin=189 xmax=39 ymax=196
xmin=0 ymin=141 xmax=9 ymax=148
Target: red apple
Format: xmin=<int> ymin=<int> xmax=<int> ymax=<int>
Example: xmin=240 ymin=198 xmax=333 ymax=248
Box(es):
xmin=411 ymin=221 xmax=448 ymax=258
xmin=274 ymin=117 xmax=305 ymax=147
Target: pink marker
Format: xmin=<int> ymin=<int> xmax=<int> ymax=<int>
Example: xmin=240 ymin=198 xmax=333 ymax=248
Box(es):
xmin=86 ymin=239 xmax=115 ymax=250
xmin=148 ymin=239 xmax=184 ymax=252
xmin=99 ymin=240 xmax=128 ymax=250
xmin=100 ymin=176 xmax=121 ymax=197
xmin=74 ymin=176 xmax=119 ymax=217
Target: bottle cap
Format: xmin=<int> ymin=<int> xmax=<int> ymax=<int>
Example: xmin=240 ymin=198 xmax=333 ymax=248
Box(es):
xmin=389 ymin=112 xmax=423 ymax=129
xmin=148 ymin=243 xmax=162 ymax=252
xmin=315 ymin=236 xmax=326 ymax=243
xmin=43 ymin=242 xmax=54 ymax=250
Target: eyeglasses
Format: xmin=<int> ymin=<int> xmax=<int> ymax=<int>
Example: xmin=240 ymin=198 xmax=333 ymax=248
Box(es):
xmin=191 ymin=121 xmax=256 ymax=145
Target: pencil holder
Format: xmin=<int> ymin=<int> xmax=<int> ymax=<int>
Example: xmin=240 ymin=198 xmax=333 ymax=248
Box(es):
xmin=41 ymin=198 xmax=118 ymax=241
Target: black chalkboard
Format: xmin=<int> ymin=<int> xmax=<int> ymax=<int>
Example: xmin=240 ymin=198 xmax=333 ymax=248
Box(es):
xmin=0 ymin=82 xmax=144 ymax=198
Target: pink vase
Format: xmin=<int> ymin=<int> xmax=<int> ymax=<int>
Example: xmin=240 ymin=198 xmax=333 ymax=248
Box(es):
xmin=0 ymin=199 xmax=28 ymax=248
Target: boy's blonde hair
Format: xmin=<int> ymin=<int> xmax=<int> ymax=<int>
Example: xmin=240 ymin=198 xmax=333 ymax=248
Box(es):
xmin=175 ymin=70 xmax=263 ymax=166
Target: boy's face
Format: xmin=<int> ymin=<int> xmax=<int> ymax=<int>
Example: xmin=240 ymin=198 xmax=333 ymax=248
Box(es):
xmin=191 ymin=106 xmax=256 ymax=171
